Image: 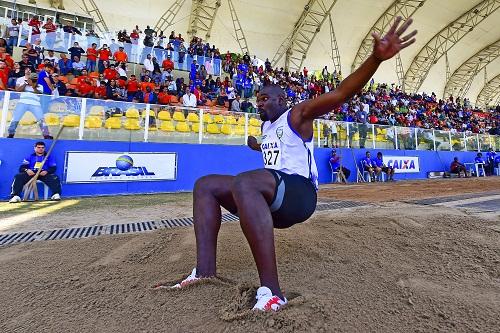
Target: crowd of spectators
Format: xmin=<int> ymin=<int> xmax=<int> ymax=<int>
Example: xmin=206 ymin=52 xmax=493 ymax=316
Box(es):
xmin=0 ymin=16 xmax=498 ymax=136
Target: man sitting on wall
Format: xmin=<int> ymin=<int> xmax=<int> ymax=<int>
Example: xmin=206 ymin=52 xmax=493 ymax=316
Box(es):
xmin=9 ymin=141 xmax=62 ymax=203
xmin=329 ymin=149 xmax=350 ymax=182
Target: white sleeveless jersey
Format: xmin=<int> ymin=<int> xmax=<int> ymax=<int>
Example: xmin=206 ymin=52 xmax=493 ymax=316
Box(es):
xmin=260 ymin=109 xmax=318 ymax=188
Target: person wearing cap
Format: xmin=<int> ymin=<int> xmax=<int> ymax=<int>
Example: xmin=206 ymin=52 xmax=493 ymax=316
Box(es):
xmin=114 ymin=46 xmax=128 ymax=63
xmin=329 ymin=149 xmax=351 ymax=182
xmin=7 ymin=68 xmax=52 ymax=139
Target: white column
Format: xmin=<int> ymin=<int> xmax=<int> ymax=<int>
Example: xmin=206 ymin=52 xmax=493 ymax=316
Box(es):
xmin=394 ymin=127 xmax=399 ymax=150
xmin=244 ymin=112 xmax=249 ymax=145
xmin=432 ymin=130 xmax=436 ymax=151
xmin=414 ymin=128 xmax=418 ymax=150
xmin=78 ymin=98 xmax=87 ymax=140
xmin=476 ymin=134 xmax=480 ymax=152
xmin=463 ymin=132 xmax=467 ymax=151
xmin=346 ymin=123 xmax=350 ymax=148
xmin=143 ymin=103 xmax=151 ymax=142
xmin=317 ymin=120 xmax=321 ymax=147
xmin=198 ymin=109 xmax=203 ymax=144
xmin=449 ymin=131 xmax=452 ymax=151
xmin=371 ymin=124 xmax=375 ymax=149
xmin=0 ymin=91 xmax=11 ymax=137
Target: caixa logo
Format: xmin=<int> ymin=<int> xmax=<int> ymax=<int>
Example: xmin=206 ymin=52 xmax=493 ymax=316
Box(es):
xmin=91 ymin=155 xmax=156 ymax=177
xmin=387 ymin=159 xmax=416 ymax=170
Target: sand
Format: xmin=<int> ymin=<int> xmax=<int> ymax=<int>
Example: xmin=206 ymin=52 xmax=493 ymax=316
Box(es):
xmin=0 ymin=178 xmax=499 ymax=332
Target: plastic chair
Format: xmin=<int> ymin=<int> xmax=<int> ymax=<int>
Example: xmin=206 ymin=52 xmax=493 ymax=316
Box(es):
xmin=358 ymin=162 xmax=372 ymax=183
xmin=176 ymin=122 xmax=190 ymax=132
xmin=104 ymin=117 xmax=121 ymax=129
xmin=207 ymin=123 xmax=220 ymax=134
xmin=160 ymin=121 xmax=175 ymax=132
xmin=124 ymin=118 xmax=141 ymax=130
xmin=45 ymin=113 xmax=60 ymax=126
xmin=125 ymin=108 xmax=140 ymax=118
xmin=173 ymin=111 xmax=186 ymax=122
xmin=187 ymin=112 xmax=199 ymax=123
xmin=474 ymin=163 xmax=486 ymax=177
xmin=62 ymin=114 xmax=80 ymax=127
xmin=28 ymin=180 xmax=49 ymax=200
xmin=85 ymin=116 xmax=103 ymax=128
xmin=158 ymin=110 xmax=171 ymax=121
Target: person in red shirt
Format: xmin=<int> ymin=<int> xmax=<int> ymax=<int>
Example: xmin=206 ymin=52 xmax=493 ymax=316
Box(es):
xmin=86 ymin=43 xmax=98 ymax=72
xmin=76 ymin=68 xmax=89 ymax=85
xmin=94 ymin=81 xmax=107 ymax=99
xmin=162 ymin=55 xmax=174 ymax=71
xmin=42 ymin=18 xmax=58 ymax=50
xmin=140 ymin=76 xmax=155 ymax=93
xmin=0 ymin=59 xmax=9 ymax=90
xmin=113 ymin=46 xmax=128 ymax=63
xmin=76 ymin=77 xmax=95 ymax=98
xmin=103 ymin=63 xmax=118 ymax=81
xmin=28 ymin=16 xmax=41 ymax=43
xmin=97 ymin=44 xmax=111 ymax=73
xmin=0 ymin=46 xmax=14 ymax=69
xmin=158 ymin=87 xmax=172 ymax=105
xmin=126 ymin=74 xmax=139 ymax=102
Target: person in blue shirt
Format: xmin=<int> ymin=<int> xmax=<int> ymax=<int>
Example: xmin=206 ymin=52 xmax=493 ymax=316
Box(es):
xmin=9 ymin=141 xmax=62 ymax=203
xmin=485 ymin=148 xmax=497 ymax=176
xmin=373 ymin=151 xmax=395 ymax=181
xmin=361 ymin=151 xmax=375 ymax=181
xmin=474 ymin=152 xmax=486 ymax=176
xmin=329 ymin=149 xmax=350 ymax=182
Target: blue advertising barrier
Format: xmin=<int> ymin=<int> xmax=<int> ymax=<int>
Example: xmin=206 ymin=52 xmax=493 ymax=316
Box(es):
xmin=0 ymin=138 xmax=483 ymax=199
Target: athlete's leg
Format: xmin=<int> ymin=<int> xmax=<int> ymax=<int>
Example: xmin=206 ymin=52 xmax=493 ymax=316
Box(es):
xmin=193 ymin=175 xmax=237 ymax=277
xmin=231 ymin=170 xmax=284 ymax=299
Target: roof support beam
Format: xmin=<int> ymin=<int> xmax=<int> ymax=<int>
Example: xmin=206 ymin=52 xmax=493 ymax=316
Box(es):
xmin=476 ymin=73 xmax=500 ymax=109
xmin=228 ymin=0 xmax=250 ymax=55
xmin=81 ymin=0 xmax=108 ymax=33
xmin=187 ymin=0 xmax=222 ymax=41
xmin=443 ymin=39 xmax=500 ymax=100
xmin=272 ymin=0 xmax=338 ymax=72
xmin=404 ymin=0 xmax=500 ymax=94
xmin=351 ymin=0 xmax=426 ymax=72
xmin=328 ymin=13 xmax=341 ymax=74
xmin=154 ymin=0 xmax=186 ymax=34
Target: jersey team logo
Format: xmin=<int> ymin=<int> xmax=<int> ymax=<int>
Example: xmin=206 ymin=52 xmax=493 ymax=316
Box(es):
xmin=276 ymin=127 xmax=284 ymax=140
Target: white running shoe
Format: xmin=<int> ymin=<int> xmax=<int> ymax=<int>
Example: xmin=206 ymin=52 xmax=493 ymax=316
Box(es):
xmin=252 ymin=286 xmax=288 ymax=312
xmin=9 ymin=195 xmax=21 ymax=203
xmin=169 ymin=268 xmax=201 ymax=289
xmin=51 ymin=193 xmax=61 ymax=201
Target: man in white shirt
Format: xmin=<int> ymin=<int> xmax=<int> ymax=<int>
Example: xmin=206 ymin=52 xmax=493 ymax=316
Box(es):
xmin=143 ymin=54 xmax=154 ymax=72
xmin=231 ymin=95 xmax=241 ymax=112
xmin=182 ymin=87 xmax=197 ymax=108
xmin=7 ymin=18 xmax=20 ymax=53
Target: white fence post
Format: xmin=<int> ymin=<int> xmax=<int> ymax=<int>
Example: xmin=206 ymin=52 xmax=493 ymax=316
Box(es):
xmin=371 ymin=124 xmax=375 ymax=149
xmin=199 ymin=109 xmax=203 ymax=144
xmin=0 ymin=91 xmax=11 ymax=137
xmin=449 ymin=131 xmax=452 ymax=151
xmin=244 ymin=112 xmax=249 ymax=145
xmin=143 ymin=103 xmax=151 ymax=142
xmin=394 ymin=127 xmax=398 ymax=150
xmin=432 ymin=130 xmax=436 ymax=151
xmin=78 ymin=98 xmax=87 ymax=140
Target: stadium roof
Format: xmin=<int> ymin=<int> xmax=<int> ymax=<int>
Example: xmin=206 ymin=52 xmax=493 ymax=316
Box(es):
xmin=18 ymin=0 xmax=500 ymax=106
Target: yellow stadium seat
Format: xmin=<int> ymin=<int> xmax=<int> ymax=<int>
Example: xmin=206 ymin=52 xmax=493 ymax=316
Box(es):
xmin=202 ymin=113 xmax=213 ymax=124
xmin=45 ymin=113 xmax=60 ymax=126
xmin=173 ymin=111 xmax=186 ymax=122
xmin=112 ymin=112 xmax=122 ymax=117
xmin=234 ymin=125 xmax=245 ymax=136
xmin=225 ymin=115 xmax=237 ymax=125
xmin=85 ymin=116 xmax=102 ymax=129
xmin=124 ymin=118 xmax=141 ymax=130
xmin=158 ymin=110 xmax=171 ymax=121
xmin=237 ymin=117 xmax=245 ymax=125
xmin=187 ymin=112 xmax=199 ymax=123
xmin=126 ymin=108 xmax=140 ymax=118
xmin=192 ymin=122 xmax=205 ymax=133
xmin=160 ymin=121 xmax=174 ymax=132
xmin=63 ymin=114 xmax=80 ymax=127
xmin=176 ymin=122 xmax=190 ymax=132
xmin=249 ymin=118 xmax=260 ymax=127
xmin=104 ymin=117 xmax=121 ymax=129
xmin=214 ymin=114 xmax=225 ymax=124
xmin=19 ymin=112 xmax=37 ymax=126
xmin=249 ymin=126 xmax=261 ymax=136
xmin=220 ymin=124 xmax=232 ymax=135
xmin=207 ymin=123 xmax=220 ymax=134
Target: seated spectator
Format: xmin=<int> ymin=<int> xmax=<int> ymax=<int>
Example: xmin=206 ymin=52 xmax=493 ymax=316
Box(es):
xmin=58 ymin=53 xmax=72 ymax=75
xmin=373 ymin=151 xmax=395 ymax=181
xmin=52 ymin=73 xmax=67 ymax=96
xmin=114 ymin=46 xmax=128 ymax=63
xmin=361 ymin=151 xmax=375 ymax=181
xmin=8 ymin=141 xmax=61 ymax=203
xmin=158 ymin=87 xmax=172 ymax=105
xmin=134 ymin=85 xmax=157 ymax=104
xmin=474 ymin=152 xmax=486 ymax=176
xmin=231 ymin=95 xmax=242 ymax=112
xmin=241 ymin=98 xmax=255 ymax=113
xmin=126 ymin=74 xmax=140 ymax=101
xmin=7 ymin=62 xmax=23 ymax=89
xmin=182 ymin=87 xmax=197 ymax=108
xmin=450 ymin=157 xmax=468 ymax=178
xmin=0 ymin=46 xmax=15 ymax=69
xmin=72 ymin=56 xmax=85 ymax=76
xmin=329 ymin=149 xmax=351 ymax=182
xmin=103 ymin=63 xmax=119 ymax=81
xmin=44 ymin=50 xmax=58 ymax=68
xmin=19 ymin=54 xmax=36 ymax=73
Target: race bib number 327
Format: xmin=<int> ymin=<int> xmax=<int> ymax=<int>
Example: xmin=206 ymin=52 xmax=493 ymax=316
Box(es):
xmin=261 ymin=141 xmax=281 ymax=169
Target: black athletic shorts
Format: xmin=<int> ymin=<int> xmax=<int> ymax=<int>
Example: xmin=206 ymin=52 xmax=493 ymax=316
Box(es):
xmin=265 ymin=169 xmax=317 ymax=229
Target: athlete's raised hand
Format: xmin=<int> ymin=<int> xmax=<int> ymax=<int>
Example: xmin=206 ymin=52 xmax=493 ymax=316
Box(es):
xmin=372 ymin=16 xmax=417 ymax=62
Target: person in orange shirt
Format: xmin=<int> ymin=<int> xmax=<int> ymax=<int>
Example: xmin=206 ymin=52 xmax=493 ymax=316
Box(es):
xmin=158 ymin=87 xmax=172 ymax=105
xmin=126 ymin=74 xmax=139 ymax=101
xmin=0 ymin=59 xmax=9 ymax=90
xmin=113 ymin=46 xmax=128 ymax=63
xmin=140 ymin=76 xmax=155 ymax=92
xmin=103 ymin=63 xmax=119 ymax=81
xmin=0 ymin=46 xmax=14 ymax=69
xmin=97 ymin=44 xmax=111 ymax=73
xmin=94 ymin=81 xmax=107 ymax=99
xmin=76 ymin=77 xmax=95 ymax=98
xmin=86 ymin=43 xmax=98 ymax=72
xmin=162 ymin=55 xmax=174 ymax=71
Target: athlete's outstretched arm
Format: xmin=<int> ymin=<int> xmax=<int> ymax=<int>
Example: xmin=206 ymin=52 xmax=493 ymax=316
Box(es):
xmin=291 ymin=17 xmax=417 ymax=136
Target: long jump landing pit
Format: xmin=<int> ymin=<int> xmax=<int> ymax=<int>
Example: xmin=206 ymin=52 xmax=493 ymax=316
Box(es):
xmin=0 ymin=178 xmax=499 ymax=332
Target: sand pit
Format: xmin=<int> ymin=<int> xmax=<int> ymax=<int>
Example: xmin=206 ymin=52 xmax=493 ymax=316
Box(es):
xmin=0 ymin=178 xmax=499 ymax=332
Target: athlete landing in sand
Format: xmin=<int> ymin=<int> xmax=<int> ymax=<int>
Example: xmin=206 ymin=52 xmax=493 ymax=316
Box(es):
xmin=161 ymin=17 xmax=417 ymax=312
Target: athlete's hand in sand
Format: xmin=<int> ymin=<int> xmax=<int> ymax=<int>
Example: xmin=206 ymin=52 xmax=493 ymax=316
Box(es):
xmin=372 ymin=16 xmax=417 ymax=62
